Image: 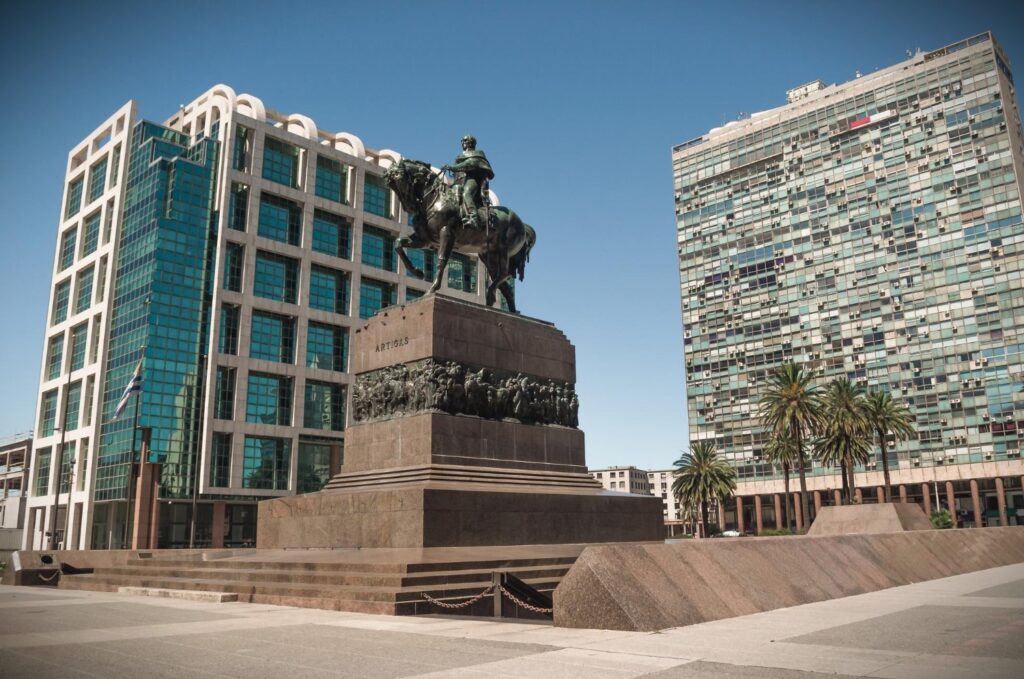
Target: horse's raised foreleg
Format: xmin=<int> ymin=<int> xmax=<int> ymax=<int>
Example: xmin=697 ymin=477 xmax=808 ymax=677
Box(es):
xmin=429 ymin=224 xmax=454 ymax=294
xmin=396 ymin=235 xmax=428 ymax=279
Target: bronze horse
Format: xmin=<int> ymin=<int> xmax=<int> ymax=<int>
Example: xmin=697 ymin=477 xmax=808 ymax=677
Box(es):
xmin=383 ymin=159 xmax=535 ymax=313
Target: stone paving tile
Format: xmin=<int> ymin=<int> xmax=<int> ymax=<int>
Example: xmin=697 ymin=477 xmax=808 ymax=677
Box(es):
xmin=641 ymin=660 xmax=863 ymax=678
xmin=786 ymin=604 xmax=1024 ymax=659
xmin=966 ymin=578 xmax=1024 ymax=599
xmin=0 ymin=599 xmax=237 ymax=635
xmin=407 ymin=647 xmax=683 ymax=679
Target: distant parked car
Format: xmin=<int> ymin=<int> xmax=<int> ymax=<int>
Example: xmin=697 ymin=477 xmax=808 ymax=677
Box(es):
xmin=720 ymin=530 xmax=743 ymax=537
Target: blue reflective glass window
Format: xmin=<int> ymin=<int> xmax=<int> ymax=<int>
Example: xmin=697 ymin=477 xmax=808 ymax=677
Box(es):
xmin=69 ymin=323 xmax=87 ymax=372
xmin=88 ymin=157 xmax=107 ymax=202
xmin=65 ymin=381 xmax=82 ymax=431
xmin=65 ymin=177 xmax=83 ymax=219
xmin=39 ymin=390 xmax=58 ymax=437
xmin=262 ymin=137 xmax=299 ymax=188
xmin=312 ymin=210 xmax=351 ymax=259
xmin=233 ymin=125 xmax=251 ymax=171
xmin=81 ymin=212 xmax=100 ymax=256
xmin=250 ymin=311 xmax=296 ymax=363
xmin=219 ymin=304 xmax=240 ymax=355
xmin=306 ymin=322 xmax=348 ymax=372
xmin=253 ymin=252 xmax=298 ymax=303
xmin=315 ymin=156 xmax=347 ymax=204
xmin=229 ymin=183 xmax=249 ymax=231
xmin=34 ymin=447 xmax=51 ymax=495
xmin=242 ymin=435 xmax=290 ymax=490
xmin=304 ymin=381 xmax=345 ymax=431
xmin=405 ymin=288 xmax=424 ymax=301
xmin=258 ymin=193 xmax=302 ymax=245
xmin=59 ymin=228 xmax=77 ymax=271
xmin=309 ymin=265 xmax=348 ymax=314
xmin=405 ymin=249 xmax=436 ymax=279
xmin=211 ymin=432 xmax=231 ymax=486
xmin=223 ymin=242 xmax=244 ymax=292
xmin=297 ymin=441 xmax=334 ymax=494
xmin=447 ymin=252 xmax=477 ymax=292
xmin=245 ymin=372 xmax=292 ymax=425
xmin=358 ymin=278 xmax=396 ymax=320
xmin=75 ymin=266 xmax=94 ymax=313
xmin=46 ymin=334 xmax=64 ymax=380
xmin=214 ymin=367 xmax=235 ymax=420
xmin=52 ymin=280 xmax=71 ymax=326
xmin=361 ymin=226 xmax=396 ymax=271
xmin=363 ymin=173 xmax=392 ymax=217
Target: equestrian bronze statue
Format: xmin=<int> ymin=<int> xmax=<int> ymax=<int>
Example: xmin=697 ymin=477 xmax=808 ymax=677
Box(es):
xmin=384 ymin=157 xmax=535 ymax=313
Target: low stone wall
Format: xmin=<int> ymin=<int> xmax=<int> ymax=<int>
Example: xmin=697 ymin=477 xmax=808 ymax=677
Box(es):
xmin=553 ymin=527 xmax=1024 ymax=631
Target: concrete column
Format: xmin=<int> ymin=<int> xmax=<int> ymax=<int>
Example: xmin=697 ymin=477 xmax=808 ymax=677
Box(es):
xmin=899 ymin=485 xmax=908 ymax=503
xmin=754 ymin=495 xmax=763 ymax=535
xmin=329 ymin=444 xmax=343 ymax=478
xmin=855 ymin=487 xmax=863 ymax=504
xmin=131 ymin=461 xmax=161 ymax=550
xmin=945 ymin=481 xmax=956 ymax=514
xmin=876 ymin=486 xmax=885 ymax=503
xmin=211 ymin=501 xmax=226 ymax=549
xmin=995 ymin=477 xmax=1008 ymax=527
xmin=921 ymin=482 xmax=931 ymax=515
xmin=970 ymin=479 xmax=982 ymax=528
xmin=793 ymin=492 xmax=803 ymax=530
xmin=736 ymin=496 xmax=745 ymax=533
xmin=834 ymin=489 xmax=842 ymax=506
xmin=774 ymin=493 xmax=783 ymax=529
xmin=813 ymin=490 xmax=822 ymax=513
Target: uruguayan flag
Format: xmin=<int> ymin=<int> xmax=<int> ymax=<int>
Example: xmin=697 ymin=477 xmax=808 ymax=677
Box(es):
xmin=113 ymin=360 xmax=143 ymax=420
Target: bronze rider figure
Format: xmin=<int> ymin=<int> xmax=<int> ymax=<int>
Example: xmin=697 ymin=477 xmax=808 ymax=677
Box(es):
xmin=442 ymin=135 xmax=494 ymax=231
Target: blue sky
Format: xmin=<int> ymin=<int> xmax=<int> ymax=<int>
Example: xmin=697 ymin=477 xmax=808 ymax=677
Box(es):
xmin=0 ymin=1 xmax=1021 ymax=469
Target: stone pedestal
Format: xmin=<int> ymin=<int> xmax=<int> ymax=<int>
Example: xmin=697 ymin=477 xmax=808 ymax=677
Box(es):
xmin=258 ymin=295 xmax=663 ymax=549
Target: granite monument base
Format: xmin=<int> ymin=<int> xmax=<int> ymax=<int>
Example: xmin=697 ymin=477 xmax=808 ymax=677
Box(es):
xmin=806 ymin=502 xmax=933 ymax=536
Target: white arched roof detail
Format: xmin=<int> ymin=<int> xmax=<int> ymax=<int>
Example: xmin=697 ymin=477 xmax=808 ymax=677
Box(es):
xmin=287 ymin=114 xmax=317 ymax=139
xmin=236 ymin=94 xmax=266 ymax=121
xmin=377 ymin=149 xmax=402 ymax=169
xmin=333 ymin=132 xmax=365 ymax=158
xmin=487 ymin=189 xmax=500 ymax=206
xmin=208 ymin=84 xmax=237 ymax=110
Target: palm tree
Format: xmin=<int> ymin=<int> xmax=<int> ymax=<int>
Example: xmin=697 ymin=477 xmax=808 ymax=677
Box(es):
xmin=864 ymin=391 xmax=916 ymax=502
xmin=759 ymin=363 xmax=820 ymax=527
xmin=672 ymin=441 xmax=737 ymax=538
xmin=818 ymin=378 xmax=871 ymax=504
xmin=763 ymin=434 xmax=799 ymax=531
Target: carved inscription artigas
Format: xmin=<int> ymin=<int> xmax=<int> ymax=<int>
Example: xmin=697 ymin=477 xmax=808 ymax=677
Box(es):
xmin=375 ymin=337 xmax=410 ymax=353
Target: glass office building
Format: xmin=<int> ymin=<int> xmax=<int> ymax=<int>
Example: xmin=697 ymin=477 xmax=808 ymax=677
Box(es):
xmin=674 ymin=34 xmax=1024 ymax=531
xmin=25 ymin=86 xmax=487 ymax=550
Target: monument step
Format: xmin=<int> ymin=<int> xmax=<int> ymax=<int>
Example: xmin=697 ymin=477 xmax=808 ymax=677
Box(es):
xmin=118 ymin=586 xmax=238 ymax=603
xmin=85 ymin=563 xmax=570 ymax=588
xmin=120 ymin=554 xmax=578 ymax=574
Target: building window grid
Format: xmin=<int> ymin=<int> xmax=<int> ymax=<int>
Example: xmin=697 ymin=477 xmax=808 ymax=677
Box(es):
xmin=45 ymin=335 xmax=64 ymax=380
xmin=39 ymin=390 xmax=58 ymax=437
xmin=34 ymin=447 xmax=51 ymax=496
xmin=306 ymin=322 xmax=348 ymax=372
xmin=58 ymin=228 xmax=77 ymax=271
xmin=253 ymin=251 xmax=299 ymax=304
xmin=223 ymin=242 xmax=244 ymax=292
xmin=358 ymin=278 xmax=397 ymax=320
xmin=257 ymin=193 xmax=302 ymax=246
xmin=81 ymin=212 xmax=100 ymax=257
xmin=232 ymin=125 xmax=251 ymax=172
xmin=211 ymin=432 xmax=231 ymax=487
xmin=219 ymin=304 xmax=241 ymax=355
xmin=315 ymin=156 xmax=347 ymax=204
xmin=88 ymin=157 xmax=107 ymax=203
xmin=242 ymin=435 xmax=290 ymax=490
xmin=309 ymin=265 xmax=349 ymax=315
xmin=303 ymin=381 xmax=346 ymax=431
xmin=229 ymin=183 xmax=249 ymax=231
xmin=447 ymin=252 xmax=477 ymax=292
xmin=363 ymin=173 xmax=392 ymax=218
xmin=297 ymin=440 xmax=334 ymax=494
xmin=69 ymin=323 xmax=88 ymax=372
xmin=361 ymin=225 xmax=396 ymax=271
xmin=312 ymin=210 xmax=351 ymax=259
xmin=75 ymin=266 xmax=94 ymax=313
xmin=262 ymin=136 xmax=300 ymax=188
xmin=674 ymin=46 xmax=1022 ymax=479
xmin=214 ymin=367 xmax=236 ymax=420
xmin=65 ymin=177 xmax=83 ymax=219
xmin=249 ymin=311 xmax=296 ymax=364
xmin=65 ymin=381 xmax=82 ymax=432
xmin=245 ymin=372 xmax=293 ymax=426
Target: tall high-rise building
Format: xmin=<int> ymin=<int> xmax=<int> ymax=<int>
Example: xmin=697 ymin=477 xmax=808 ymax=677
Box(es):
xmin=673 ymin=33 xmax=1024 ymax=532
xmin=26 ymin=85 xmax=487 ymax=550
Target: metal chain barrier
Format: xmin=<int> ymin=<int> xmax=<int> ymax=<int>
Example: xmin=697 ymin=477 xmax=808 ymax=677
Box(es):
xmin=498 ymin=584 xmax=553 ymax=614
xmin=38 ymin=571 xmax=60 ymax=583
xmin=421 ymin=584 xmax=494 ymax=609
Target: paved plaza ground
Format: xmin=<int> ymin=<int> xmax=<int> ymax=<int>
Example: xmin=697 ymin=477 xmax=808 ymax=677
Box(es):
xmin=1 ymin=563 xmax=1022 ymax=678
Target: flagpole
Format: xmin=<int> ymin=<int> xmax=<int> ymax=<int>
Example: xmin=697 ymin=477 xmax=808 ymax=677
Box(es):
xmin=121 ymin=391 xmax=142 ymax=549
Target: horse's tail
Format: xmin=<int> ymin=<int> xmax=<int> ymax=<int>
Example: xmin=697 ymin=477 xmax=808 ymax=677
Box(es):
xmin=511 ymin=224 xmax=535 ymax=281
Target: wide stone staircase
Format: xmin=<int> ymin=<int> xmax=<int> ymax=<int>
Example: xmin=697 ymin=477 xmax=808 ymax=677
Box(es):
xmin=58 ymin=550 xmax=579 ymax=619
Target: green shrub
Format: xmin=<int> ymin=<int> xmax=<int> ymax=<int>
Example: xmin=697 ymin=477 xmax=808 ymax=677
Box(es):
xmin=930 ymin=508 xmax=954 ymax=529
